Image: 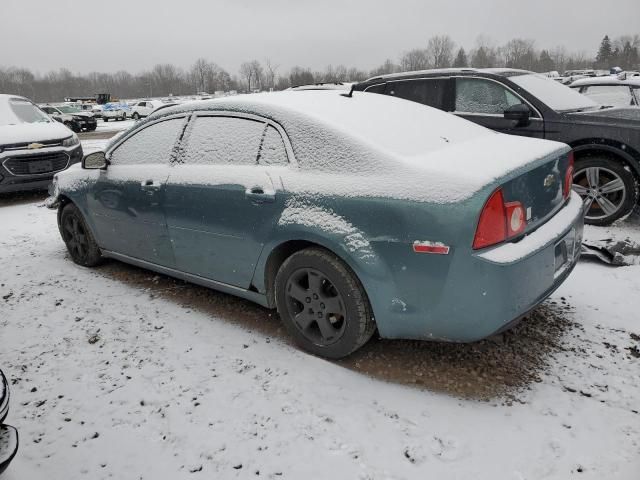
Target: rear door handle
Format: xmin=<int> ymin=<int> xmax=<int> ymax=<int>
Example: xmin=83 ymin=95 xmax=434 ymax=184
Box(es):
xmin=245 ymin=186 xmax=275 ymax=203
xmin=141 ymin=179 xmax=162 ymax=194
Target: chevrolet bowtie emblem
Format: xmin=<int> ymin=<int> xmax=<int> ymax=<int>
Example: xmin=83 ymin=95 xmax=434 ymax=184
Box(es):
xmin=28 ymin=143 xmax=45 ymax=150
xmin=543 ymin=174 xmax=556 ymax=187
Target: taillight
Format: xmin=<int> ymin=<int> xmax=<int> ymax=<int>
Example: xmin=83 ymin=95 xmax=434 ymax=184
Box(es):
xmin=563 ymin=151 xmax=575 ymax=200
xmin=473 ymin=189 xmax=528 ymax=250
xmin=473 ymin=189 xmax=507 ymax=250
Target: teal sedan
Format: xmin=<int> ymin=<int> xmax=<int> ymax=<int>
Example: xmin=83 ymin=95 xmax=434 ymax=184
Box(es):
xmin=48 ymin=91 xmax=583 ymax=358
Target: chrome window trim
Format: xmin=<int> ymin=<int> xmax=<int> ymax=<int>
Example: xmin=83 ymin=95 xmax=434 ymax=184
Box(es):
xmin=452 ymin=75 xmax=543 ymax=119
xmin=363 ymin=82 xmax=387 ymax=93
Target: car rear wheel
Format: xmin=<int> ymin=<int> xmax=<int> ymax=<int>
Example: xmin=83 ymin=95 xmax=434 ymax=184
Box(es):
xmin=103 ymin=117 xmax=109 ymax=122
xmin=573 ymin=157 xmax=638 ymax=226
xmin=59 ymin=203 xmax=102 ymax=267
xmin=275 ymin=248 xmax=376 ymax=359
xmin=132 ymin=112 xmax=140 ymax=120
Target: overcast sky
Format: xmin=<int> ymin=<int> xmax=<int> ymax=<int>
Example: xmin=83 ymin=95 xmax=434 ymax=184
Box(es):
xmin=2 ymin=0 xmax=638 ymax=75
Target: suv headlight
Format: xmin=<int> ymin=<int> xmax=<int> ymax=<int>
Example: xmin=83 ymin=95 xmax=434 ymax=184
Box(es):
xmin=62 ymin=134 xmax=80 ymax=147
xmin=72 ymin=115 xmax=85 ymax=121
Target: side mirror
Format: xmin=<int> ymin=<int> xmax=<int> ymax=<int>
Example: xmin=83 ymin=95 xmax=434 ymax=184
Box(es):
xmin=504 ymin=104 xmax=531 ymax=126
xmin=83 ymin=151 xmax=108 ymax=170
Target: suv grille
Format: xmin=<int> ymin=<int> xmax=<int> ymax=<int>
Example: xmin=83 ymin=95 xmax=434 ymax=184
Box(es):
xmin=3 ymin=152 xmax=70 ymax=176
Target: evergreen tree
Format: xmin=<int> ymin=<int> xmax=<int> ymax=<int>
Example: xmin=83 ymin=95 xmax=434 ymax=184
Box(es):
xmin=453 ymin=48 xmax=469 ymax=67
xmin=538 ymin=49 xmax=555 ymax=72
xmin=596 ymin=35 xmax=613 ymax=67
xmin=471 ymin=47 xmax=490 ymax=68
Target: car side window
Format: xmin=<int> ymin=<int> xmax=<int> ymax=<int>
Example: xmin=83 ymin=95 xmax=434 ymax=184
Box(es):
xmin=387 ymin=79 xmax=447 ymax=109
xmin=258 ymin=125 xmax=288 ymax=166
xmin=182 ymin=116 xmax=264 ymax=165
xmin=455 ymin=78 xmax=522 ymax=115
xmin=138 ymin=102 xmax=146 ymax=108
xmin=582 ymin=85 xmax=634 ymax=107
xmin=109 ymin=118 xmax=184 ymax=165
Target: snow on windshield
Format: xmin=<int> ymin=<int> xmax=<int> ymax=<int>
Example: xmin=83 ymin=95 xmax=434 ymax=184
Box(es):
xmin=511 ymin=73 xmax=598 ymax=112
xmin=0 ymin=97 xmax=51 ymax=126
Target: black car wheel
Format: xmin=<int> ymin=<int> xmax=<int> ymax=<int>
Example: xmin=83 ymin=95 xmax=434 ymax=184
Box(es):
xmin=59 ymin=203 xmax=102 ymax=267
xmin=132 ymin=112 xmax=140 ymax=120
xmin=64 ymin=121 xmax=80 ymax=133
xmin=275 ymin=248 xmax=376 ymax=359
xmin=573 ymin=157 xmax=639 ymax=226
xmin=103 ymin=117 xmax=109 ymax=122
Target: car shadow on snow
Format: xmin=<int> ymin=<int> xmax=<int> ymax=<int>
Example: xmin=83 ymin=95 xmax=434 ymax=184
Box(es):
xmin=96 ymin=259 xmax=580 ymax=402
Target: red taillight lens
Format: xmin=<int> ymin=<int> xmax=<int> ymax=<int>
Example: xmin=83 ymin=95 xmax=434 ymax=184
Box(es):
xmin=473 ymin=189 xmax=507 ymax=250
xmin=563 ymin=151 xmax=575 ymax=200
xmin=505 ymin=202 xmax=526 ymax=237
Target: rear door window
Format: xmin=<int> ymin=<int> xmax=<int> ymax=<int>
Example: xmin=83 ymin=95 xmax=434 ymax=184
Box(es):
xmin=109 ymin=118 xmax=185 ymax=165
xmin=455 ymin=78 xmax=522 ymax=114
xmin=387 ymin=79 xmax=448 ymax=109
xmin=182 ymin=116 xmax=264 ymax=165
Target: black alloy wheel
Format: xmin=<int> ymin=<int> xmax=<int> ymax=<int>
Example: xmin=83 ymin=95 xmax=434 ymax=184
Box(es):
xmin=59 ymin=204 xmax=102 ymax=267
xmin=275 ymin=248 xmax=376 ymax=359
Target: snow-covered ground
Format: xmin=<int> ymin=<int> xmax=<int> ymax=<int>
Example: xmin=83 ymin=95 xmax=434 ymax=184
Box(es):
xmin=0 ymin=196 xmax=638 ymax=480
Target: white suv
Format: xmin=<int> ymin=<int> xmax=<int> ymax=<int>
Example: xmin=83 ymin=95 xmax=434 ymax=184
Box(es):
xmin=130 ymin=100 xmax=165 ymax=119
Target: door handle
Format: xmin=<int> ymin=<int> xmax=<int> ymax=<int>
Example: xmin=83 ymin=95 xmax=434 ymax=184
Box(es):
xmin=245 ymin=186 xmax=275 ymax=203
xmin=140 ymin=179 xmax=162 ymax=194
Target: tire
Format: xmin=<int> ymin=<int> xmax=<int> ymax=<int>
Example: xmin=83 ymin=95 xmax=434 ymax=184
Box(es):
xmin=103 ymin=117 xmax=109 ymax=122
xmin=59 ymin=203 xmax=102 ymax=267
xmin=64 ymin=121 xmax=79 ymax=133
xmin=573 ymin=156 xmax=639 ymax=226
xmin=132 ymin=112 xmax=140 ymax=120
xmin=87 ymin=126 xmax=97 ymax=132
xmin=275 ymin=248 xmax=376 ymax=359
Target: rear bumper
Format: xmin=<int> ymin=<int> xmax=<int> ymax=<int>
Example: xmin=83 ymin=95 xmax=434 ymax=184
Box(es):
xmin=374 ymin=192 xmax=585 ymax=341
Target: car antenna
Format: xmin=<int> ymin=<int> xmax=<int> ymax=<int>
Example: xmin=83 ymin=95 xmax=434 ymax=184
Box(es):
xmin=341 ymin=84 xmax=356 ymax=98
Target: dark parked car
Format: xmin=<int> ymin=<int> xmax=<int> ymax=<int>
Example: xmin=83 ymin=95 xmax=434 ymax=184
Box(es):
xmin=48 ymin=91 xmax=582 ymax=358
xmin=0 ymin=95 xmax=84 ymax=194
xmin=41 ymin=104 xmax=97 ymax=132
xmin=0 ymin=369 xmax=18 ymax=476
xmin=354 ymin=68 xmax=640 ymax=225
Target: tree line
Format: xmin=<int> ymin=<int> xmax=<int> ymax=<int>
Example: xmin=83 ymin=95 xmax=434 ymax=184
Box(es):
xmin=1 ymin=34 xmax=638 ymax=103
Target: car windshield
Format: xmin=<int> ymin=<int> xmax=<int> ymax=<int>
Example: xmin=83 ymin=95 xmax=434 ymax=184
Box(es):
xmin=510 ymin=73 xmax=599 ymax=112
xmin=57 ymin=105 xmax=81 ymax=114
xmin=0 ymin=98 xmax=51 ymax=126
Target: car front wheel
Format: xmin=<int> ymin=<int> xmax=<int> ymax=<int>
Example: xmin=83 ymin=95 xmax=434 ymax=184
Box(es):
xmin=59 ymin=203 xmax=102 ymax=267
xmin=132 ymin=112 xmax=140 ymax=120
xmin=275 ymin=248 xmax=376 ymax=359
xmin=573 ymin=157 xmax=639 ymax=226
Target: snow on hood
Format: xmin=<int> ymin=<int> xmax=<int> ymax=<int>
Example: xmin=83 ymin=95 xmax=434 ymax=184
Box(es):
xmin=0 ymin=121 xmax=73 ymax=145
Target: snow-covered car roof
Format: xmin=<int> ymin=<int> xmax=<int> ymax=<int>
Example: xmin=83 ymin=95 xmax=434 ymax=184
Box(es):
xmin=139 ymin=90 xmax=567 ymax=204
xmin=569 ymin=76 xmax=640 ymax=88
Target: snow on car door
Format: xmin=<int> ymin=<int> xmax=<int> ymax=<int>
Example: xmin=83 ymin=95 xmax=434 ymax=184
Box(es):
xmin=88 ymin=117 xmax=186 ymax=266
xmin=164 ymin=115 xmax=285 ymax=288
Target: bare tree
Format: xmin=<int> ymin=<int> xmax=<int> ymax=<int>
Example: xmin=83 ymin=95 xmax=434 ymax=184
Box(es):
xmin=400 ymin=49 xmax=429 ymax=71
xmin=426 ymin=35 xmax=455 ymax=68
xmin=239 ymin=62 xmax=255 ymax=92
xmin=264 ymin=59 xmax=279 ymax=91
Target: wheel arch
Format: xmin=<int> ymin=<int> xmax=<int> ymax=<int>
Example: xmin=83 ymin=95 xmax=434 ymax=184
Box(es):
xmin=570 ymin=140 xmax=640 ymax=178
xmin=254 ymin=232 xmax=387 ymax=311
